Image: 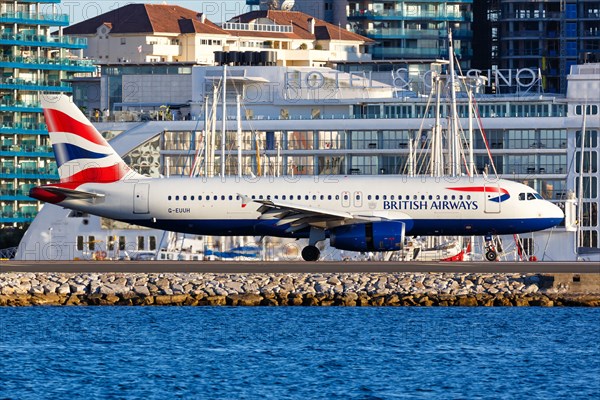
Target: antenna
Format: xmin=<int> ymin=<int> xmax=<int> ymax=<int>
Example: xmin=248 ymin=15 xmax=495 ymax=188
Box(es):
xmin=281 ymin=0 xmax=295 ymax=11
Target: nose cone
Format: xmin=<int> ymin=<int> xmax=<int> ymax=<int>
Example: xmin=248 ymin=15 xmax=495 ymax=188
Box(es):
xmin=545 ymin=201 xmax=565 ymax=228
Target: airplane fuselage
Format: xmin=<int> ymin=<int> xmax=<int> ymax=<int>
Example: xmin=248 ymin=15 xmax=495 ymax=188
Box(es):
xmin=52 ymin=175 xmax=564 ymax=238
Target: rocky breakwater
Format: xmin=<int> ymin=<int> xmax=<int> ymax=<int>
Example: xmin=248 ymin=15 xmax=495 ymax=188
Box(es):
xmin=0 ymin=273 xmax=598 ymax=307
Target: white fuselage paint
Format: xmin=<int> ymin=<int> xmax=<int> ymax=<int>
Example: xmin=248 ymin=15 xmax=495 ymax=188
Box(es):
xmin=55 ymin=176 xmax=564 ymax=238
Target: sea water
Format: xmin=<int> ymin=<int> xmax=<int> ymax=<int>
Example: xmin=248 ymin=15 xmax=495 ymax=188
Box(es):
xmin=0 ymin=307 xmax=598 ymax=399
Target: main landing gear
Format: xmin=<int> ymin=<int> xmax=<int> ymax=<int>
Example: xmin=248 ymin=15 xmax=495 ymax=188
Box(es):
xmin=302 ymin=245 xmax=320 ymax=262
xmin=301 ymin=227 xmax=326 ymax=261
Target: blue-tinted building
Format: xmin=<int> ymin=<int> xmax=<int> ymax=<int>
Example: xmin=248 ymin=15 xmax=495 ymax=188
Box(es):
xmin=497 ymin=0 xmax=600 ymax=94
xmin=346 ymin=0 xmax=473 ymax=68
xmin=1 ymin=0 xmax=95 ymax=227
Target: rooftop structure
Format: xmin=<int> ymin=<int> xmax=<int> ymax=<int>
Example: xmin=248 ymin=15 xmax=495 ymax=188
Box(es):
xmin=63 ymin=4 xmax=373 ymax=67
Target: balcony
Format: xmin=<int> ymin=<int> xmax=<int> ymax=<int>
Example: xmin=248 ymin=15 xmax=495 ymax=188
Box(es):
xmin=0 ymin=12 xmax=69 ymax=26
xmin=0 ymin=55 xmax=96 ymax=72
xmin=143 ymin=43 xmax=180 ymax=57
xmin=370 ymin=47 xmax=449 ymax=59
xmin=0 ymin=143 xmax=53 ymax=157
xmin=0 ymin=166 xmax=58 ymax=179
xmin=349 ymin=9 xmax=472 ymax=22
xmin=367 ymin=28 xmax=444 ymax=39
xmin=0 ymin=122 xmax=48 ymax=135
xmin=0 ymin=31 xmax=87 ymax=49
xmin=0 ymin=77 xmax=72 ymax=92
xmin=0 ymin=100 xmax=43 ymax=113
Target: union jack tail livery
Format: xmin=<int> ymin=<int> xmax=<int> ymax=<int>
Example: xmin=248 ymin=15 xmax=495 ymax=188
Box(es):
xmin=41 ymin=94 xmax=142 ymax=187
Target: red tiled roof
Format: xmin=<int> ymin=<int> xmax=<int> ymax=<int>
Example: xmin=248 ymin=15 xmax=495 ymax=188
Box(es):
xmin=230 ymin=10 xmax=373 ymax=43
xmin=64 ymin=4 xmax=227 ymax=35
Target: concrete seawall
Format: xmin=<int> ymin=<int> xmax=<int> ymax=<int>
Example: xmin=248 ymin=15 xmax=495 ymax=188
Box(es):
xmin=0 ymin=273 xmax=598 ymax=306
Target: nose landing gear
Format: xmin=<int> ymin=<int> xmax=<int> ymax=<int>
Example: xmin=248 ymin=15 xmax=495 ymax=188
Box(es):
xmin=484 ymin=234 xmax=502 ymax=262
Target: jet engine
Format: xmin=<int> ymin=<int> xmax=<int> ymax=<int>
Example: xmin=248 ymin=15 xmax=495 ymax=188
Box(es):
xmin=330 ymin=221 xmax=405 ymax=252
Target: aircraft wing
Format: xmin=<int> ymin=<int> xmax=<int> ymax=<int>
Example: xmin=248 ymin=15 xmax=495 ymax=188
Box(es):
xmin=239 ymin=194 xmax=397 ymax=233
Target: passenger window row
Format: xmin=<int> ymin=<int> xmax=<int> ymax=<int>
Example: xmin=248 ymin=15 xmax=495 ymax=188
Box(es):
xmin=167 ymin=193 xmax=472 ymax=201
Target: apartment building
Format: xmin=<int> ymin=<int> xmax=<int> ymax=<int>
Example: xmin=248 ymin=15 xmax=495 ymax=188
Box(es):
xmin=0 ymin=0 xmax=95 ymax=227
xmin=63 ymin=4 xmax=373 ymax=67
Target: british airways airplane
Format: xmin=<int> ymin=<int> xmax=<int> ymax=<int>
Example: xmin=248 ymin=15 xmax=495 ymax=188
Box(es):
xmin=30 ymin=95 xmax=564 ymax=261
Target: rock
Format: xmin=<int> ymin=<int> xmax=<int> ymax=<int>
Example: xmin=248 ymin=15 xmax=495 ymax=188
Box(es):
xmin=456 ymin=296 xmax=478 ymax=306
xmin=64 ymin=294 xmax=81 ymax=306
xmin=513 ymin=297 xmax=530 ymax=306
xmin=523 ymin=284 xmax=539 ymax=294
xmin=57 ymin=284 xmax=71 ymax=295
xmin=205 ymin=295 xmax=226 ymax=306
xmin=30 ymin=294 xmax=61 ymax=305
xmin=133 ymin=286 xmax=151 ymax=296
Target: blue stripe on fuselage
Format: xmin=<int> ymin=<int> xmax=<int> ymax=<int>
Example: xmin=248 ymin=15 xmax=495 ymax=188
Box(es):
xmin=119 ymin=217 xmax=563 ymax=238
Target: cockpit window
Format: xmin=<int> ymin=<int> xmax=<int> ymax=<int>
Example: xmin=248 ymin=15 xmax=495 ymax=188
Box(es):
xmin=534 ymin=193 xmax=543 ymax=200
xmin=527 ymin=193 xmax=536 ymax=200
xmin=519 ymin=193 xmax=525 ymax=201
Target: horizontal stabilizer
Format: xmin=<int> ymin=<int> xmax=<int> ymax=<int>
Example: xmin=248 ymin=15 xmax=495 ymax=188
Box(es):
xmin=30 ymin=185 xmax=104 ymax=202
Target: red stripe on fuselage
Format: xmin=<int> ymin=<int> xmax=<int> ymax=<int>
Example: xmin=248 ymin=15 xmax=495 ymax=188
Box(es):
xmin=447 ymin=186 xmax=509 ymax=195
xmin=44 ymin=108 xmax=106 ymax=146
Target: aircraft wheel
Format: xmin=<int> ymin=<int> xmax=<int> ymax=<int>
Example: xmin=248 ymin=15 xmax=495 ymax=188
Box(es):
xmin=485 ymin=250 xmax=497 ymax=262
xmin=302 ymin=245 xmax=320 ymax=262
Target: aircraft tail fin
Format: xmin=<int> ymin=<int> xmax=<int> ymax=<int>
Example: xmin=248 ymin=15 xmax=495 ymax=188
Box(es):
xmin=41 ymin=93 xmax=143 ymax=186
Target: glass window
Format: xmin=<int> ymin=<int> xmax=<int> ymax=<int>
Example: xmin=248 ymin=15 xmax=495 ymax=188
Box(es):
xmin=575 ymin=177 xmax=598 ymax=199
xmin=287 ymin=131 xmax=313 ymax=150
xmin=318 ymin=131 xmax=346 ymax=150
xmin=350 ymin=131 xmax=378 ymax=150
xmin=77 ymin=236 xmax=84 ymax=251
xmin=575 ymin=151 xmax=598 ymax=173
xmin=137 ymin=236 xmax=144 ymax=250
xmin=88 ymin=236 xmax=95 ymax=251
xmin=149 ymin=236 xmax=156 ymax=251
xmin=119 ymin=236 xmax=126 ymax=251
xmin=576 ymin=130 xmax=598 ymax=148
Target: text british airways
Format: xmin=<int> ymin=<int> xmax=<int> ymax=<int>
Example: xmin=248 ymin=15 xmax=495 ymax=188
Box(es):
xmin=383 ymin=200 xmax=479 ymax=211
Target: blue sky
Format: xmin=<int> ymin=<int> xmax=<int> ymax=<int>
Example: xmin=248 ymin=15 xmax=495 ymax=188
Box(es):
xmin=55 ymin=1 xmax=250 ymax=25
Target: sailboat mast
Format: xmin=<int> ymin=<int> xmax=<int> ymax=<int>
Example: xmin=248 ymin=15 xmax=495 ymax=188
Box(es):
xmin=221 ymin=65 xmax=227 ymax=177
xmin=447 ymin=29 xmax=461 ymax=176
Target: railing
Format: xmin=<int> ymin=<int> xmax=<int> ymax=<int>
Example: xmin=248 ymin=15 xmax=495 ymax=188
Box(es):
xmin=0 ymin=55 xmax=94 ymax=68
xmin=0 ymin=100 xmax=42 ymax=109
xmin=0 ymin=77 xmax=71 ymax=90
xmin=503 ymin=11 xmax=563 ymax=19
xmin=0 ymin=122 xmax=48 ymax=131
xmin=0 ymin=12 xmax=69 ymax=25
xmin=0 ymin=166 xmax=57 ymax=175
xmin=221 ymin=22 xmax=293 ymax=33
xmin=367 ymin=28 xmax=445 ymax=38
xmin=349 ymin=9 xmax=471 ymax=20
xmin=370 ymin=47 xmax=450 ymax=58
xmin=0 ymin=144 xmax=52 ymax=153
xmin=0 ymin=31 xmax=87 ymax=46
